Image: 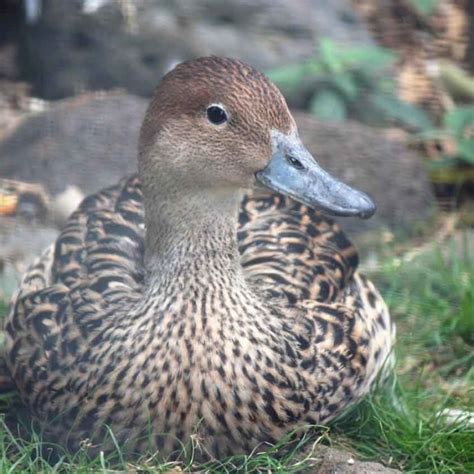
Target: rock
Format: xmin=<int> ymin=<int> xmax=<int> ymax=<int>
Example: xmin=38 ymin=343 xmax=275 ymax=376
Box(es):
xmin=307 ymin=446 xmax=401 ymax=473
xmin=14 ymin=0 xmax=373 ymax=99
xmin=293 ymin=112 xmax=436 ymax=238
xmin=0 ymin=93 xmax=435 ymax=238
xmin=0 ymin=217 xmax=58 ymax=301
xmin=0 ymin=92 xmax=146 ymax=201
xmin=0 ymin=80 xmax=31 ymax=142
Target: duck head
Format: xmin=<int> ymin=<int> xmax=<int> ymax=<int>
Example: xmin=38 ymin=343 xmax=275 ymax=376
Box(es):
xmin=139 ymin=56 xmax=375 ymax=219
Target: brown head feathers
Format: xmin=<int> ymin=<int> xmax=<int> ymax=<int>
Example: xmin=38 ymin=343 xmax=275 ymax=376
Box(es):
xmin=139 ymin=57 xmax=295 ymax=178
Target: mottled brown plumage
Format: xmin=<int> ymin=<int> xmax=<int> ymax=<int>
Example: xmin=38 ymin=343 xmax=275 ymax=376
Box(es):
xmin=4 ymin=57 xmax=394 ymax=459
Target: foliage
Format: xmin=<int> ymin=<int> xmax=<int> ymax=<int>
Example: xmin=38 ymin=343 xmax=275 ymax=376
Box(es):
xmin=418 ymin=105 xmax=474 ymax=169
xmin=444 ymin=106 xmax=474 ymax=165
xmin=0 ymin=301 xmax=7 ymax=320
xmin=0 ymin=414 xmax=327 ymax=473
xmin=268 ymin=38 xmax=432 ymax=130
xmin=333 ymin=380 xmax=474 ymax=473
xmin=406 ymin=0 xmax=440 ymax=17
xmin=379 ymin=235 xmax=474 ymax=377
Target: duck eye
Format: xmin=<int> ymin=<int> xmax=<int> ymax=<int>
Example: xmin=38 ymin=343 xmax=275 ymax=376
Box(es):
xmin=207 ymin=106 xmax=228 ymax=125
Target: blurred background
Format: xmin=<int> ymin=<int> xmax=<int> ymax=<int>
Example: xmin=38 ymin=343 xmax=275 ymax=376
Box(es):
xmin=1 ymin=0 xmax=473 ymax=275
xmin=0 ymin=1 xmax=473 ymax=471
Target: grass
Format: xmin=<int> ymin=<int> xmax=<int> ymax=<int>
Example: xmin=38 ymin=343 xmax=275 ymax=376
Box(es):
xmin=332 ymin=233 xmax=474 ymax=473
xmin=0 ymin=421 xmax=330 ymax=473
xmin=0 ymin=235 xmax=472 ymax=472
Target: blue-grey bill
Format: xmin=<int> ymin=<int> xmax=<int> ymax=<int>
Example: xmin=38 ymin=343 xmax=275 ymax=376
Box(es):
xmin=256 ymin=133 xmax=376 ymax=219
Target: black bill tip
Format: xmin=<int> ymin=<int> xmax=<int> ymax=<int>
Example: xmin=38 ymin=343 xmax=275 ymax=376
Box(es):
xmin=358 ymin=195 xmax=376 ymax=219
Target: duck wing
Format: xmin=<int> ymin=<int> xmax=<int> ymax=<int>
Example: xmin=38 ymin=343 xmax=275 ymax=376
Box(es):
xmin=237 ymin=189 xmax=393 ymax=420
xmin=3 ymin=176 xmax=146 ymax=396
xmin=238 ymin=189 xmax=359 ymax=305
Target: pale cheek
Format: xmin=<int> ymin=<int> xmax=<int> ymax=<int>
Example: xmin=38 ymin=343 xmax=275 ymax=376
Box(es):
xmin=254 ymin=143 xmax=273 ymax=170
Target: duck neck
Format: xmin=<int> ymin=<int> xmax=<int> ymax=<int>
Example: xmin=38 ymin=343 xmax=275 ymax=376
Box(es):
xmin=143 ymin=187 xmax=243 ymax=287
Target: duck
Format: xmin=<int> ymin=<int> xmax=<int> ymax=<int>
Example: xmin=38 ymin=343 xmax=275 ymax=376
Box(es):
xmin=3 ymin=56 xmax=394 ymax=459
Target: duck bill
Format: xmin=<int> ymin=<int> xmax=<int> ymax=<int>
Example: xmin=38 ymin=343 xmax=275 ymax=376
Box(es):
xmin=255 ymin=131 xmax=376 ymax=219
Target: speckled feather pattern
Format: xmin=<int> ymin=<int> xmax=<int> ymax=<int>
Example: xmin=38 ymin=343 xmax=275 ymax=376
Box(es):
xmin=5 ymin=176 xmax=393 ymax=458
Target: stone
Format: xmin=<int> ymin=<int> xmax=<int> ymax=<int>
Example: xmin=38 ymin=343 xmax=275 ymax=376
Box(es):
xmin=0 ymin=92 xmax=146 ymax=200
xmin=306 ymin=446 xmax=401 ymax=473
xmin=293 ymin=112 xmax=435 ymax=238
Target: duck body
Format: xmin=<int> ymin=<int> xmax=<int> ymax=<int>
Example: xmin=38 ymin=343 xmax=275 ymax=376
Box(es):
xmin=4 ymin=57 xmax=394 ymax=459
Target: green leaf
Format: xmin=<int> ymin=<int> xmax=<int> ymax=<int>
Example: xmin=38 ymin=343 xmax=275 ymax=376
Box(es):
xmin=319 ymin=38 xmax=343 ymax=73
xmin=406 ymin=0 xmax=439 ymax=16
xmin=332 ymin=74 xmax=358 ymax=100
xmin=337 ymin=46 xmax=396 ymax=71
xmin=266 ymin=63 xmax=309 ymax=92
xmin=457 ymin=139 xmax=474 ymax=163
xmin=428 ymin=156 xmax=460 ymax=170
xmin=317 ymin=39 xmax=396 ymax=73
xmin=457 ymin=285 xmax=474 ymax=345
xmin=444 ymin=106 xmax=474 ymax=137
xmin=414 ymin=128 xmax=452 ymax=141
xmin=309 ymin=90 xmax=347 ymax=122
xmin=305 ymin=58 xmax=325 ymax=76
xmin=375 ymin=77 xmax=397 ymax=95
xmin=371 ymin=94 xmax=433 ymax=130
xmin=427 ymin=154 xmax=470 ymax=171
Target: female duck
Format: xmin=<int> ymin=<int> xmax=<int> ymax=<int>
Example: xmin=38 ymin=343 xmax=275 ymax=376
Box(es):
xmin=4 ymin=57 xmax=393 ymax=458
